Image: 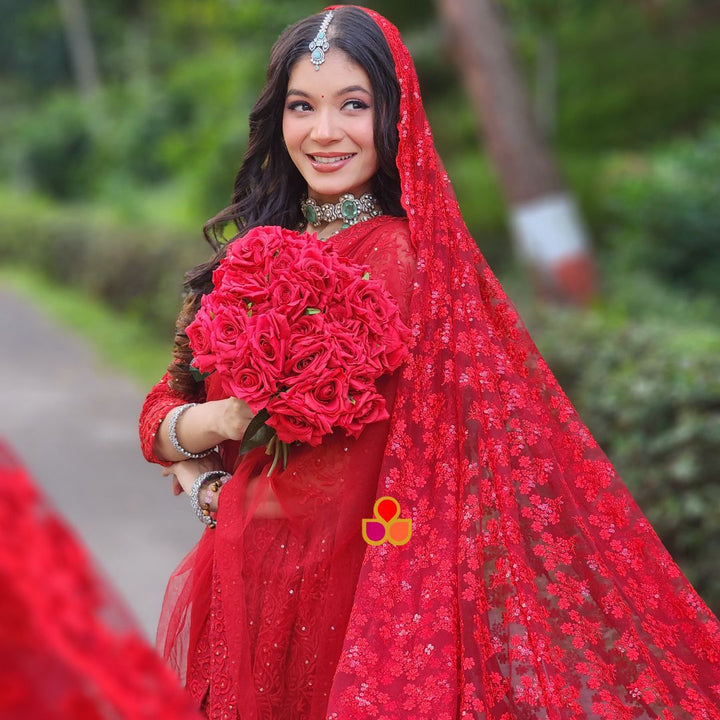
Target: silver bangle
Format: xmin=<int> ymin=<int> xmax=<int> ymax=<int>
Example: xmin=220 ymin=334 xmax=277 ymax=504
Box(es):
xmin=168 ymin=403 xmax=214 ymax=459
xmin=189 ymin=470 xmax=231 ymax=527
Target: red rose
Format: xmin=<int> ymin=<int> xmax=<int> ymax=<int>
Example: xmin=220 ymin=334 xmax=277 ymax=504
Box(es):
xmin=227 ymin=226 xmax=287 ymax=273
xmin=345 ymin=279 xmax=395 ymax=333
xmin=291 ymin=313 xmax=324 ymax=338
xmin=245 ymin=310 xmax=291 ymax=377
xmin=339 ymin=390 xmax=390 ymax=438
xmin=326 ymin=323 xmax=369 ymax=369
xmin=378 ymin=323 xmax=411 ymax=371
xmin=266 ymin=390 xmax=331 ymax=446
xmin=291 ymin=368 xmax=353 ymax=426
xmin=268 ymin=275 xmax=307 ymax=319
xmin=186 ymin=308 xmax=216 ymax=373
xmin=187 ymin=307 xmax=212 ymax=355
xmin=265 ymin=243 xmax=301 ymax=276
xmin=346 ymin=368 xmax=378 ymax=394
xmin=218 ymin=269 xmax=269 ymax=305
xmin=210 ymin=306 xmax=248 ymax=353
xmin=292 ymin=243 xmax=338 ymax=304
xmin=284 ymin=331 xmax=334 ymax=379
xmin=221 ymin=356 xmax=275 ymax=411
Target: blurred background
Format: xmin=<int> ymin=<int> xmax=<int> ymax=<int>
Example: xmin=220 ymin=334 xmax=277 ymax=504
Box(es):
xmin=1 ymin=0 xmax=719 ymax=622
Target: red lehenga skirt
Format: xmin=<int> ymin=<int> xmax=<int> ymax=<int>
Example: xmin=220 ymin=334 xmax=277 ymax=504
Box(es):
xmin=157 ymin=372 xmax=399 ymax=720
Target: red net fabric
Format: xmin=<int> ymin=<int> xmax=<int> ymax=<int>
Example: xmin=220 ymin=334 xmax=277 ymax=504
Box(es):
xmin=140 ymin=7 xmax=720 ymax=718
xmin=0 ymin=440 xmax=201 ymax=720
xmin=324 ymin=7 xmax=720 ymax=719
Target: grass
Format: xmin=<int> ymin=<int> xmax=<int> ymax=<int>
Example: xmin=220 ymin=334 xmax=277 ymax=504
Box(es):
xmin=0 ymin=265 xmax=171 ymax=387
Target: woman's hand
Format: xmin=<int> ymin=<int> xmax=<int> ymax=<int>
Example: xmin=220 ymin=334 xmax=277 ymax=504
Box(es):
xmin=212 ymin=397 xmax=255 ymax=442
xmin=162 ymin=454 xmax=224 ymax=497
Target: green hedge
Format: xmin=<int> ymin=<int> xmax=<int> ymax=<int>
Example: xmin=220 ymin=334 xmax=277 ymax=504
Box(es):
xmin=0 ymin=191 xmax=211 ymax=336
xmin=603 ymin=122 xmax=720 ymax=300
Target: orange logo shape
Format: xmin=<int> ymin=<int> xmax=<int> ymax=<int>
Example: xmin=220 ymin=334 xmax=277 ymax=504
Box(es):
xmin=362 ymin=496 xmax=412 ymax=546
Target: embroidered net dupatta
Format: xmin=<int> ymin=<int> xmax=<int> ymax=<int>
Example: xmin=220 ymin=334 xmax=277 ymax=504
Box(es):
xmin=0 ymin=441 xmax=201 ymax=720
xmin=323 ymin=7 xmax=720 ymax=719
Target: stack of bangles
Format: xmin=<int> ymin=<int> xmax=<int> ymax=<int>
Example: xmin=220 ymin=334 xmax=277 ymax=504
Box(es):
xmin=169 ymin=403 xmax=228 ymax=528
xmin=190 ymin=470 xmax=232 ymax=529
xmin=168 ymin=403 xmax=216 ymax=459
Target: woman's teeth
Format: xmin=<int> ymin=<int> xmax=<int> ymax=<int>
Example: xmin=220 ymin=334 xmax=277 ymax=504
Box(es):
xmin=312 ymin=154 xmax=353 ymax=164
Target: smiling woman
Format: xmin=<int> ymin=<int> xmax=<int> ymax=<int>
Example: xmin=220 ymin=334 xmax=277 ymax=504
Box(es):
xmin=138 ymin=5 xmax=720 ymax=720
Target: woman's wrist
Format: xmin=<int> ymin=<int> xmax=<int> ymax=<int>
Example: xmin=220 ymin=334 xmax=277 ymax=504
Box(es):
xmin=208 ymin=397 xmax=254 ymax=442
xmin=189 ymin=470 xmax=231 ymax=528
xmin=155 ymin=402 xmax=226 ymax=462
xmin=168 ymin=403 xmax=216 ymax=459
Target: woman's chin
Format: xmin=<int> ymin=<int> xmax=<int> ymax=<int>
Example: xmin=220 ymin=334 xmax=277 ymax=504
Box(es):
xmin=306 ymin=182 xmax=374 ymax=204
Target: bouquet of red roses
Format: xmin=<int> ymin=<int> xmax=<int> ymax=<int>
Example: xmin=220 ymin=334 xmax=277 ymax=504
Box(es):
xmin=186 ymin=225 xmax=411 ymax=473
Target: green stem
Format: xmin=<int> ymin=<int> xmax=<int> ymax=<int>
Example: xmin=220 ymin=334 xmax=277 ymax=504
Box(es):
xmin=267 ymin=436 xmax=281 ymax=476
xmin=266 ymin=438 xmax=290 ymax=477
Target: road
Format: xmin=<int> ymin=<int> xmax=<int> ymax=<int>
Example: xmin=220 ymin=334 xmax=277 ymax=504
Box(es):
xmin=0 ymin=285 xmax=200 ymax=639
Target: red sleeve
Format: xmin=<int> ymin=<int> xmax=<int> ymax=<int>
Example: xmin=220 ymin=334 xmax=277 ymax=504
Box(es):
xmin=138 ymin=371 xmax=205 ymax=466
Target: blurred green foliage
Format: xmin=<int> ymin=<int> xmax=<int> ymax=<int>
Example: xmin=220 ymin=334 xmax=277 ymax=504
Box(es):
xmin=0 ymin=190 xmax=207 ymax=334
xmin=602 ymin=124 xmax=720 ymax=300
xmin=2 ymin=0 xmax=720 ymax=253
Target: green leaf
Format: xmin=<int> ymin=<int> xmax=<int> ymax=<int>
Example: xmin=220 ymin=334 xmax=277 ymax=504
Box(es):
xmin=306 ymin=307 xmax=321 ymax=315
xmin=189 ymin=364 xmax=212 ymax=382
xmin=362 ymin=272 xmax=370 ymax=280
xmin=239 ymin=408 xmax=275 ymax=454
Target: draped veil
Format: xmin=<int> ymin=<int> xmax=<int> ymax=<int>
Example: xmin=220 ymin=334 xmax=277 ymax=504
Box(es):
xmin=326 ymin=6 xmax=720 ymax=719
xmin=151 ymin=6 xmax=720 ymax=719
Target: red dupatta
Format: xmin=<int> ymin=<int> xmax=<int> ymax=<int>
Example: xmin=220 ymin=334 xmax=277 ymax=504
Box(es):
xmin=323 ymin=7 xmax=720 ymax=719
xmin=0 ymin=441 xmax=202 ymax=720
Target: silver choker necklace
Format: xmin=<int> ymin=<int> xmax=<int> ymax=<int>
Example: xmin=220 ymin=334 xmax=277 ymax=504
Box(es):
xmin=301 ymin=192 xmax=382 ymax=229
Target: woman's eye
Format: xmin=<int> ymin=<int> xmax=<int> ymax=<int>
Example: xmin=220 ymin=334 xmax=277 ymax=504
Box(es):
xmin=287 ymin=101 xmax=312 ymax=112
xmin=344 ymin=100 xmax=369 ymax=111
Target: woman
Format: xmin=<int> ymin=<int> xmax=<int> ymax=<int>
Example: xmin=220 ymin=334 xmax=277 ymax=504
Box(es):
xmin=140 ymin=6 xmax=720 ymax=719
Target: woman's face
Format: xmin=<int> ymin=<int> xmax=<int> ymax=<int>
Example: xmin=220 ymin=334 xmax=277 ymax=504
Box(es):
xmin=282 ymin=49 xmax=379 ymax=204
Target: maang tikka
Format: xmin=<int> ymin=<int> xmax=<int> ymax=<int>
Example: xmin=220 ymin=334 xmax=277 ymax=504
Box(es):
xmin=309 ymin=10 xmax=335 ymax=70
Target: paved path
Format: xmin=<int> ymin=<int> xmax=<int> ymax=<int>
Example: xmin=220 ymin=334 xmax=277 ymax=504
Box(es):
xmin=0 ymin=285 xmax=200 ymax=639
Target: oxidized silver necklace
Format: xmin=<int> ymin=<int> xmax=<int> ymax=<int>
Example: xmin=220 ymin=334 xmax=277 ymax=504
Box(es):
xmin=301 ymin=192 xmax=382 ymax=231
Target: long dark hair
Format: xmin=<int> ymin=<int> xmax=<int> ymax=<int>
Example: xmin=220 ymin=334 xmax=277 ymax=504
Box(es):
xmin=169 ymin=7 xmax=403 ymax=394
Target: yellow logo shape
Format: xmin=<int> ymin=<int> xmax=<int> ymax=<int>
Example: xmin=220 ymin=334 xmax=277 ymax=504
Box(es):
xmin=362 ymin=496 xmax=412 ymax=546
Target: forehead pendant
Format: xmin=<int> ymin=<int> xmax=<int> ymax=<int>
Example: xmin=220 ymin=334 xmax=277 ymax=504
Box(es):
xmin=309 ymin=10 xmax=335 ymax=71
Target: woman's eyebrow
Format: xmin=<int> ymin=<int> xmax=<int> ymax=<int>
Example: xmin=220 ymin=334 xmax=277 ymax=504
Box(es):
xmin=285 ymin=85 xmax=371 ymax=99
xmin=337 ymin=85 xmax=371 ymax=96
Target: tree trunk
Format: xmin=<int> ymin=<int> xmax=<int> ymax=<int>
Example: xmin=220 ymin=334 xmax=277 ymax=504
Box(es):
xmin=435 ymin=0 xmax=597 ymax=305
xmin=56 ymin=0 xmax=101 ymax=99
xmin=534 ymin=31 xmax=557 ymax=141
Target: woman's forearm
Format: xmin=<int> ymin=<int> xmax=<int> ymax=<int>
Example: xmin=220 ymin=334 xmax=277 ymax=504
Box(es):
xmin=153 ymin=397 xmax=254 ymax=463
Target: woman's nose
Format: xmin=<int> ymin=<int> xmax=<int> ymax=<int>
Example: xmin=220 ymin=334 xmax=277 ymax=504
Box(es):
xmin=310 ymin=109 xmax=342 ymax=143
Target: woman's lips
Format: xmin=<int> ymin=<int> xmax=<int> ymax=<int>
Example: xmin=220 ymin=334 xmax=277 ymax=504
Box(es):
xmin=307 ymin=153 xmax=355 ymax=172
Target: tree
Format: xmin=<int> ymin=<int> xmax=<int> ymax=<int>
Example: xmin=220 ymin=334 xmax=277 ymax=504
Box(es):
xmin=56 ymin=0 xmax=100 ymax=99
xmin=435 ymin=0 xmax=597 ymax=304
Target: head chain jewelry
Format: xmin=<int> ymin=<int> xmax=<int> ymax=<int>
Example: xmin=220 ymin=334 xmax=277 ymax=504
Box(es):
xmin=309 ymin=10 xmax=335 ymax=70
